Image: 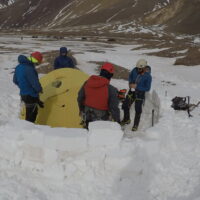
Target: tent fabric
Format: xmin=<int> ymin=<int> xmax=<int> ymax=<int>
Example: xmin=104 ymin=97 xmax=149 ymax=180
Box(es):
xmin=21 ymin=68 xmax=89 ymax=128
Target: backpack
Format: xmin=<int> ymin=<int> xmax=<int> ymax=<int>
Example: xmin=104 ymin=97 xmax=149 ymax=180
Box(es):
xmin=171 ymin=96 xmax=189 ymax=110
xmin=171 ymin=96 xmax=193 ymax=117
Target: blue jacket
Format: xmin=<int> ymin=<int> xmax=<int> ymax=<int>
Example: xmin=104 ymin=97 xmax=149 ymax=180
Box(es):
xmin=13 ymin=55 xmax=42 ymax=97
xmin=129 ymin=67 xmax=138 ymax=83
xmin=54 ymin=55 xmax=74 ymax=69
xmin=129 ymin=67 xmax=152 ymax=92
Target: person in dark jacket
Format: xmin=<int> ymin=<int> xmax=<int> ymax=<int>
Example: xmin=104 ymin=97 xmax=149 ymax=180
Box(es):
xmin=13 ymin=52 xmax=44 ymax=123
xmin=54 ymin=47 xmax=75 ymax=69
xmin=121 ymin=59 xmax=152 ymax=131
xmin=77 ymin=62 xmax=120 ymax=128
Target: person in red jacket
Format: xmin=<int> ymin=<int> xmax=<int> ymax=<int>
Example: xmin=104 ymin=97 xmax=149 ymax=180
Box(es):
xmin=77 ymin=63 xmax=120 ymax=128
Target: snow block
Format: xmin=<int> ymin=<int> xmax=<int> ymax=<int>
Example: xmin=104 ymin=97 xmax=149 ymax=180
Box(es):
xmin=22 ymin=144 xmax=44 ymax=163
xmin=21 ymin=129 xmax=45 ymax=147
xmin=88 ymin=121 xmax=123 ymax=147
xmin=44 ymin=128 xmax=88 ymax=152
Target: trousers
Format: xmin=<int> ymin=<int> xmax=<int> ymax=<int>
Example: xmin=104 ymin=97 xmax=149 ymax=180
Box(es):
xmin=21 ymin=95 xmax=39 ymax=123
xmin=122 ymin=90 xmax=145 ymax=127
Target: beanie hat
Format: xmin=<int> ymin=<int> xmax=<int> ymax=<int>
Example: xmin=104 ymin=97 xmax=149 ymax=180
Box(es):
xmin=31 ymin=51 xmax=43 ymax=63
xmin=100 ymin=62 xmax=115 ymax=74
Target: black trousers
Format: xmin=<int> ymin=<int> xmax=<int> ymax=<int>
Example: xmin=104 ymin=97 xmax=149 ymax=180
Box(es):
xmin=21 ymin=95 xmax=39 ymax=123
xmin=122 ymin=90 xmax=136 ymax=121
xmin=122 ymin=90 xmax=145 ymax=127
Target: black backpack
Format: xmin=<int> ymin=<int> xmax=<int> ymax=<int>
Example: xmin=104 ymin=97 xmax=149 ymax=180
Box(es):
xmin=171 ymin=96 xmax=192 ymax=117
xmin=171 ymin=96 xmax=189 ymax=110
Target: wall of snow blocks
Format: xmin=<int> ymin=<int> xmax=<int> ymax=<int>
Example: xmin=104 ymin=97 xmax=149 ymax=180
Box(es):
xmin=0 ymin=120 xmax=123 ymax=180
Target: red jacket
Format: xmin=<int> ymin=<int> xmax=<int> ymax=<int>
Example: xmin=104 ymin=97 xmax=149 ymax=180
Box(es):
xmin=84 ymin=75 xmax=109 ymax=110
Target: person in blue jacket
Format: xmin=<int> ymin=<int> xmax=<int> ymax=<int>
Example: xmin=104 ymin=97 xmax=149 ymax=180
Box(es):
xmin=13 ymin=52 xmax=44 ymax=123
xmin=121 ymin=59 xmax=152 ymax=131
xmin=54 ymin=47 xmax=75 ymax=69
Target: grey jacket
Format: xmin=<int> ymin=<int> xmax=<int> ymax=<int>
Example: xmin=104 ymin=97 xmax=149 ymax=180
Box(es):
xmin=77 ymin=83 xmax=120 ymax=123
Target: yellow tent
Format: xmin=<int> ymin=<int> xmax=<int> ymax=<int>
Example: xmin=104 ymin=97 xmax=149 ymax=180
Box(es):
xmin=21 ymin=68 xmax=89 ymax=128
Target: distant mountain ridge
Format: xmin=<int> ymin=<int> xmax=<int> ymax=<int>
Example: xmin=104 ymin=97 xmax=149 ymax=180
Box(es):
xmin=0 ymin=0 xmax=15 ymax=8
xmin=0 ymin=0 xmax=199 ymax=34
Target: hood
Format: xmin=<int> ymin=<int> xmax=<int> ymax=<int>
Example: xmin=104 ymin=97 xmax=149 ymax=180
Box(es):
xmin=86 ymin=75 xmax=109 ymax=88
xmin=146 ymin=65 xmax=151 ymax=74
xmin=18 ymin=55 xmax=32 ymax=65
xmin=60 ymin=47 xmax=67 ymax=55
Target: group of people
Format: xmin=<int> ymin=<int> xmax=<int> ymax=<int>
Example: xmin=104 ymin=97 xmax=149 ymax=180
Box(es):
xmin=13 ymin=46 xmax=152 ymax=131
xmin=78 ymin=59 xmax=152 ymax=131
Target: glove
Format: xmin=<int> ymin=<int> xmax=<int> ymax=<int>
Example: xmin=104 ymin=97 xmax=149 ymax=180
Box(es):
xmin=38 ymin=100 xmax=44 ymax=108
xmin=40 ymin=88 xmax=43 ymax=94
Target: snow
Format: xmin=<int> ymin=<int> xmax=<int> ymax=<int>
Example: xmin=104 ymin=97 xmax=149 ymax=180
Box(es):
xmin=86 ymin=4 xmax=101 ymax=14
xmin=0 ymin=35 xmax=200 ymax=200
xmin=106 ymin=9 xmax=125 ymax=23
xmin=22 ymin=0 xmax=42 ymax=17
xmin=88 ymin=121 xmax=123 ymax=147
xmin=194 ymin=36 xmax=200 ymax=44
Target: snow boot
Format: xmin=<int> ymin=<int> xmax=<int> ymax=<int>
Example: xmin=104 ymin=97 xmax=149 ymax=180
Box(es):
xmin=120 ymin=119 xmax=131 ymax=126
xmin=132 ymin=126 xmax=138 ymax=131
xmin=132 ymin=113 xmax=141 ymax=131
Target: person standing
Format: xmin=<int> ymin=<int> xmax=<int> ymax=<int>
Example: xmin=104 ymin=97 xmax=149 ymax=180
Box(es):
xmin=13 ymin=52 xmax=44 ymax=123
xmin=77 ymin=62 xmax=120 ymax=128
xmin=121 ymin=59 xmax=152 ymax=131
xmin=54 ymin=47 xmax=75 ymax=69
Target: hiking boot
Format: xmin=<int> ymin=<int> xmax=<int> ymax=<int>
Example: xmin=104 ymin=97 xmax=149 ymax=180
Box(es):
xmin=120 ymin=119 xmax=131 ymax=126
xmin=132 ymin=126 xmax=138 ymax=131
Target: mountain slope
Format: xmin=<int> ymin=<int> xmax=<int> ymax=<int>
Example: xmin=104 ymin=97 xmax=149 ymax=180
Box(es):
xmin=0 ymin=0 xmax=72 ymax=28
xmin=143 ymin=0 xmax=200 ymax=34
xmin=0 ymin=0 xmax=199 ymax=34
xmin=47 ymin=0 xmax=171 ymax=28
xmin=0 ymin=0 xmax=15 ymax=9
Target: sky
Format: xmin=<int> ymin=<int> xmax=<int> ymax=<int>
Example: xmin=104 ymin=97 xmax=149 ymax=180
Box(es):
xmin=0 ymin=35 xmax=200 ymax=200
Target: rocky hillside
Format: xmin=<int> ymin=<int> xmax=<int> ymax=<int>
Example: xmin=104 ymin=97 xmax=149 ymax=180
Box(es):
xmin=143 ymin=0 xmax=200 ymax=34
xmin=0 ymin=0 xmax=199 ymax=35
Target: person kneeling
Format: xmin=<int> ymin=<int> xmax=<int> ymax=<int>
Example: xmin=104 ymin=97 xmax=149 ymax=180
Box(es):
xmin=77 ymin=63 xmax=120 ymax=129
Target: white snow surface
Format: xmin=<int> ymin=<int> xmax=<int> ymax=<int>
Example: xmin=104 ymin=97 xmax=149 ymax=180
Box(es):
xmin=0 ymin=35 xmax=200 ymax=200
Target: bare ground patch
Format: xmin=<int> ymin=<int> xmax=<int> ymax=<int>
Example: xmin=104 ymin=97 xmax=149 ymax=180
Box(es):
xmin=130 ymin=34 xmax=200 ymax=66
xmin=89 ymin=61 xmax=129 ymax=80
xmin=174 ymin=47 xmax=200 ymax=66
xmin=147 ymin=47 xmax=187 ymax=58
